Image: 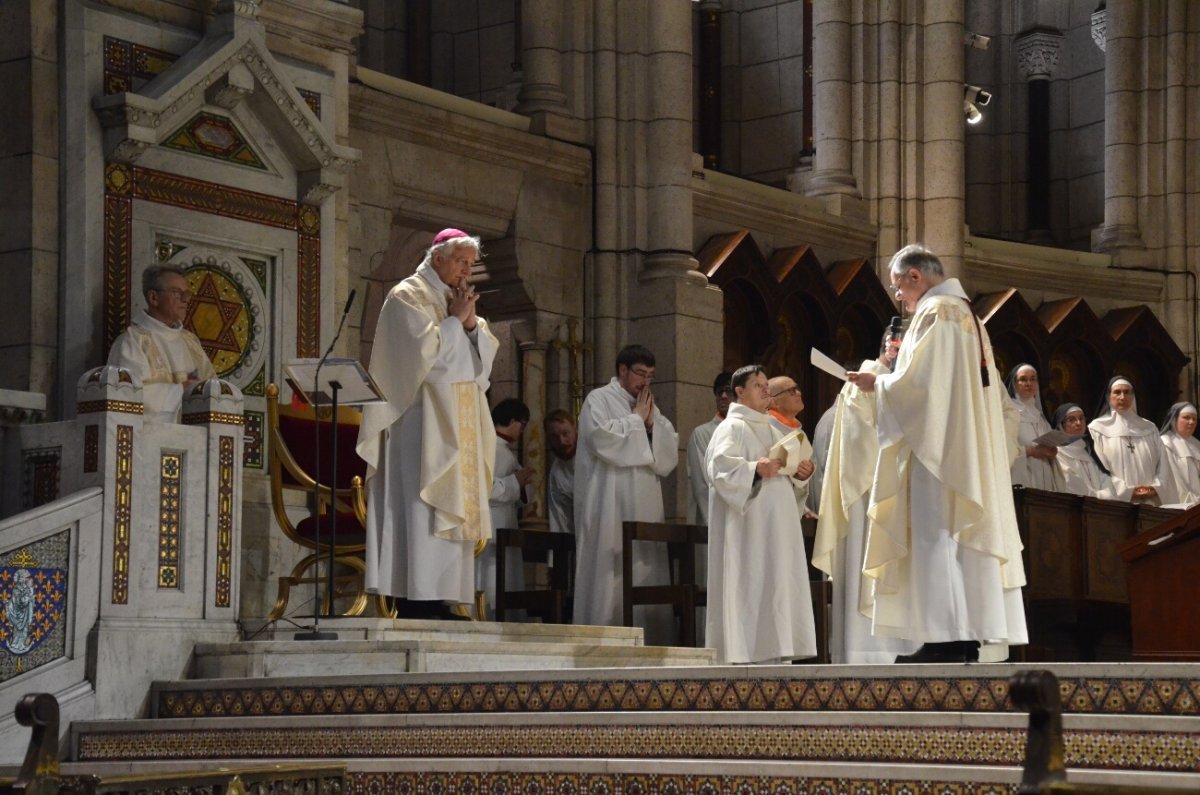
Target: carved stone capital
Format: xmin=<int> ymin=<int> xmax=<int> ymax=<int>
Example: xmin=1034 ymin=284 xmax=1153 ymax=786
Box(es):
xmin=1091 ymin=9 xmax=1107 ymax=52
xmin=1016 ymin=29 xmax=1064 ymax=81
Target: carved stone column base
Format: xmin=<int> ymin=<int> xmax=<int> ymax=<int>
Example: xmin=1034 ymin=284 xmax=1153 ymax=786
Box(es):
xmin=1092 ymin=223 xmax=1146 ymax=255
xmin=805 ymin=168 xmax=861 ymax=200
xmin=639 ymin=251 xmax=707 ymax=285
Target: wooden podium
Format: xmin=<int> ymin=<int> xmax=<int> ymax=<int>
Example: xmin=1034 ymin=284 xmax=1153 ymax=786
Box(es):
xmin=1119 ymin=503 xmax=1200 ymax=661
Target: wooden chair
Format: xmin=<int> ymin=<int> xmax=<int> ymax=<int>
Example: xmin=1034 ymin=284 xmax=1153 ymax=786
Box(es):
xmin=265 ymin=383 xmax=388 ymax=619
xmin=494 ymin=527 xmax=576 ymax=624
xmin=621 ymin=521 xmax=708 ymax=647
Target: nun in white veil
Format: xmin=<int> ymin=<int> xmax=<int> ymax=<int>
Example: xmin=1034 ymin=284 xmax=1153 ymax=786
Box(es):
xmin=1159 ymin=402 xmax=1200 ymax=507
xmin=1087 ymin=376 xmax=1173 ymax=504
xmin=1050 ymin=403 xmax=1114 ymax=499
xmin=1005 ymin=364 xmax=1060 ymax=491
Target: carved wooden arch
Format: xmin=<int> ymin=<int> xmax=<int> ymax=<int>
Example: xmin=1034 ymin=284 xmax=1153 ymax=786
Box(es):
xmin=1103 ymin=306 xmax=1190 ymax=425
xmin=1038 ymin=298 xmax=1112 ymax=418
xmin=701 ymin=231 xmax=777 ymax=373
xmin=974 ymin=289 xmax=1054 ymax=391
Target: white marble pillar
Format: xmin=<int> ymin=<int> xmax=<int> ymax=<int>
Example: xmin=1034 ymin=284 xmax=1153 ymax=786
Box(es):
xmin=519 ymin=341 xmax=549 ymax=524
xmin=641 ymin=0 xmax=704 ymax=283
xmin=920 ymin=1 xmax=966 ymax=278
xmin=1094 ymin=1 xmax=1145 ymax=254
xmin=806 ymin=0 xmax=861 ymax=200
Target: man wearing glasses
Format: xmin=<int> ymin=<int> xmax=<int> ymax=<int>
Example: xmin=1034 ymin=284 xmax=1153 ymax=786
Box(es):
xmin=108 ymin=264 xmax=215 ymax=422
xmin=574 ymin=344 xmax=678 ymax=643
xmin=766 ymin=376 xmax=816 ymax=516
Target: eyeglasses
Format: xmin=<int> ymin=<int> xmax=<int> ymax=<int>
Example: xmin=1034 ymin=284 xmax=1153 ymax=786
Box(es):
xmin=770 ymin=386 xmax=800 ymax=398
xmin=1015 ymin=376 xmax=1038 ymax=384
xmin=156 ymin=287 xmax=192 ymax=300
xmin=717 ymin=387 xmax=734 ymax=397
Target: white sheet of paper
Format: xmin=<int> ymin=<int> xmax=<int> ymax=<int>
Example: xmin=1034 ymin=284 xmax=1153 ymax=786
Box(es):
xmin=769 ymin=428 xmax=814 ymax=477
xmin=810 ymin=348 xmax=848 ymax=381
xmin=1031 ymin=429 xmax=1083 ymax=448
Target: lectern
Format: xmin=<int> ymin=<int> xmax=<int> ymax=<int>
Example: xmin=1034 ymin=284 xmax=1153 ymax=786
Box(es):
xmin=1119 ymin=503 xmax=1200 ymax=661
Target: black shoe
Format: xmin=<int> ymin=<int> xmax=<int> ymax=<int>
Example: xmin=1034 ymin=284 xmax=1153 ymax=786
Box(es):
xmin=895 ymin=641 xmax=980 ymax=664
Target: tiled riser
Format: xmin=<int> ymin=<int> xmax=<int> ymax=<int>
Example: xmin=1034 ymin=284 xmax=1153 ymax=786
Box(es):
xmin=72 ymin=722 xmax=1199 ymax=774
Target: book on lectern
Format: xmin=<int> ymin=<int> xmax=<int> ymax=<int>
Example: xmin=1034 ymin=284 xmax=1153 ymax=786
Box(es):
xmin=284 ymin=358 xmax=385 ymax=407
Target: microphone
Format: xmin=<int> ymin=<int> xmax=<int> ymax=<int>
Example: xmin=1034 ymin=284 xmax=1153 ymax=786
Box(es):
xmin=342 ymin=289 xmax=356 ymax=318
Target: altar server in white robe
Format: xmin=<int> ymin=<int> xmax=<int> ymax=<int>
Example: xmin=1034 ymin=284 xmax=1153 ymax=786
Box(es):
xmin=765 ymin=375 xmax=815 ymax=514
xmin=1006 ymin=364 xmax=1061 ymax=491
xmin=1088 ymin=377 xmax=1172 ymax=505
xmin=705 ymin=365 xmax=816 ymax=664
xmin=1050 ymin=403 xmax=1115 ymax=499
xmin=686 ymin=371 xmax=733 ymax=524
xmin=108 ymin=264 xmax=216 ymax=422
xmin=357 ymin=229 xmax=499 ymax=617
xmin=814 ymin=331 xmax=918 ymax=663
xmin=1159 ymin=402 xmax=1200 ymax=507
xmin=478 ymin=398 xmax=534 ymax=618
xmin=545 ymin=409 xmax=578 ymax=535
xmin=574 ymin=344 xmax=678 ymax=642
xmin=848 ymin=244 xmax=1027 ymax=663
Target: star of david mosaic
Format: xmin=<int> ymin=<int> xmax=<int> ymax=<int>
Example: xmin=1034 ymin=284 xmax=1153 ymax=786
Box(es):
xmin=185 ymin=268 xmax=254 ymax=377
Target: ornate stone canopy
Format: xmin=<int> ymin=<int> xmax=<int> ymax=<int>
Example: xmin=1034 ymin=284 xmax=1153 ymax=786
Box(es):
xmin=90 ymin=0 xmax=359 ymax=204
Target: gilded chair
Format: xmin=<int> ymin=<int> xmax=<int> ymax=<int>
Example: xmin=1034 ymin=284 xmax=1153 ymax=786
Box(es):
xmin=265 ymin=383 xmax=389 ymax=619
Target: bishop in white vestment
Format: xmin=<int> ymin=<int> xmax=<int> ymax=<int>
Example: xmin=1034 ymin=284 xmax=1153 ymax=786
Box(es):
xmin=1088 ymin=377 xmax=1173 ymax=505
xmin=848 ymin=245 xmax=1027 ymax=663
xmin=573 ymin=345 xmax=678 ymax=642
xmin=705 ymin=366 xmax=815 ymax=664
xmin=357 ymin=229 xmax=499 ymax=609
xmin=108 ymin=265 xmax=216 ymax=422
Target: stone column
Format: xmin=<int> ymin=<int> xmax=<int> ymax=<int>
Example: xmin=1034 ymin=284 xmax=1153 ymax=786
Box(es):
xmin=516 ymin=0 xmax=568 ymax=117
xmin=1094 ymin=1 xmax=1145 ymax=255
xmin=920 ymin=1 xmax=966 ymax=278
xmin=806 ymin=0 xmax=860 ymax=200
xmin=1016 ymin=29 xmax=1063 ymax=242
xmin=519 ymin=341 xmax=549 ymax=525
xmin=641 ymin=0 xmax=703 ymax=284
xmin=697 ymin=0 xmax=722 ymax=170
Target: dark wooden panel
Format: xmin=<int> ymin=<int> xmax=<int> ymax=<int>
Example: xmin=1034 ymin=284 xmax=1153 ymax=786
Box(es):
xmin=1120 ymin=504 xmax=1200 ymax=660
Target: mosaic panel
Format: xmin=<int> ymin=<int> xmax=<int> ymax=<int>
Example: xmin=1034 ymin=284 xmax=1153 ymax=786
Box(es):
xmin=215 ymin=436 xmax=235 ymax=608
xmin=243 ymin=410 xmax=264 ymax=469
xmin=183 ymin=266 xmax=254 ymax=377
xmin=348 ymin=771 xmax=1015 ymax=795
xmin=0 ymin=532 xmax=71 ymax=682
xmin=21 ymin=447 xmax=61 ymax=510
xmin=105 ymin=164 xmax=321 ymax=365
xmin=84 ymin=424 xmax=99 ymax=473
xmin=298 ymin=88 xmax=322 ymax=118
xmin=72 ymin=722 xmax=1200 ymax=774
xmin=156 ymin=673 xmax=1200 ymax=719
xmin=244 ymin=366 xmax=267 ymax=397
xmin=102 ymin=35 xmax=178 ymax=95
xmin=163 ymin=112 xmax=268 ymax=170
xmin=112 ymin=425 xmax=133 ymax=605
xmin=297 ymin=233 xmax=321 ymax=357
xmin=158 ymin=453 xmax=182 ymax=589
xmin=241 ymin=257 xmax=269 ymax=292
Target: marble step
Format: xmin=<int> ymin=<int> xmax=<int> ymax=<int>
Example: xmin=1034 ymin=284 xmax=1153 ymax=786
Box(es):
xmin=54 ymin=753 xmax=1200 ymax=795
xmin=69 ymin=709 xmax=1200 ymax=777
xmin=239 ymin=617 xmax=647 ymax=647
xmin=158 ymin=662 xmax=1200 ymax=719
xmin=191 ymin=639 xmax=716 ymax=679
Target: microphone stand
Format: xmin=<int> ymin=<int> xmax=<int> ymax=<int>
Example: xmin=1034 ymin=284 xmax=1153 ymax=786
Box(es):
xmin=295 ymin=289 xmax=356 ymax=641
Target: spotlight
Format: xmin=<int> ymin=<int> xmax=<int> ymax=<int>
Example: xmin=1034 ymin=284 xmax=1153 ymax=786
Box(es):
xmin=964 ymin=84 xmax=992 ymax=124
xmin=964 ymin=32 xmax=991 ymax=50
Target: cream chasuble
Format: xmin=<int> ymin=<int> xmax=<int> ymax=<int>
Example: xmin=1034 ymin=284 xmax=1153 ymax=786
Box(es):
xmin=813 ymin=359 xmax=917 ymax=663
xmin=705 ymin=402 xmax=815 ymax=664
xmin=573 ymin=378 xmax=678 ymax=642
xmin=108 ymin=309 xmax=216 ymax=422
xmin=866 ymin=279 xmax=1028 ymax=648
xmin=357 ymin=262 xmax=498 ymax=603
